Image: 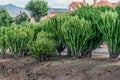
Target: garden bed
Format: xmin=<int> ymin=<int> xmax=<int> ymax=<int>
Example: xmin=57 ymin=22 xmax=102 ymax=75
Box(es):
xmin=0 ymin=55 xmax=120 ymax=80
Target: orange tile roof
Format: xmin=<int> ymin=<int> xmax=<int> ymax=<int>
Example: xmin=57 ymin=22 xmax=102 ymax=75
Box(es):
xmin=96 ymin=0 xmax=113 ymax=7
xmin=41 ymin=12 xmax=60 ymax=20
xmin=69 ymin=2 xmax=87 ymax=8
xmin=69 ymin=1 xmax=87 ymax=11
xmin=46 ymin=12 xmax=59 ymax=18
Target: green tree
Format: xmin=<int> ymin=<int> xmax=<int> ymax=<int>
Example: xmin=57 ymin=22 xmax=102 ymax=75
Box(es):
xmin=15 ymin=11 xmax=28 ymax=24
xmin=26 ymin=0 xmax=49 ymax=22
xmin=0 ymin=7 xmax=13 ymax=27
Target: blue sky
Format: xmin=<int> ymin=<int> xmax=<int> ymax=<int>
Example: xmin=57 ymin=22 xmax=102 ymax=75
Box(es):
xmin=0 ymin=0 xmax=119 ymax=8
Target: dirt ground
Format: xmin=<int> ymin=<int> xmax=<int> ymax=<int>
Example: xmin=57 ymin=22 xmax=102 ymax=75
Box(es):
xmin=0 ymin=54 xmax=120 ymax=80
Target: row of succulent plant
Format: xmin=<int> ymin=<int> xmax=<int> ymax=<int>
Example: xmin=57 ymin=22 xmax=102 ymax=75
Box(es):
xmin=0 ymin=26 xmax=34 ymax=58
xmin=47 ymin=5 xmax=120 ymax=59
xmin=1 ymin=5 xmax=120 ymax=60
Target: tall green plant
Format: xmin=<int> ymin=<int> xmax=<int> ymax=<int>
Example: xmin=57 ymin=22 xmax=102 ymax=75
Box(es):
xmin=61 ymin=16 xmax=93 ymax=58
xmin=96 ymin=6 xmax=115 ymax=12
xmin=6 ymin=26 xmax=34 ymax=58
xmin=49 ymin=13 xmax=70 ymax=55
xmin=115 ymin=4 xmax=120 ymax=19
xmin=0 ymin=27 xmax=9 ymax=58
xmin=98 ymin=11 xmax=120 ymax=59
xmin=71 ymin=6 xmax=103 ymax=57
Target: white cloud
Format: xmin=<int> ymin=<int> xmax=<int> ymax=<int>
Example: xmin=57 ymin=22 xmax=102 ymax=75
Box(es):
xmin=0 ymin=0 xmax=120 ymax=8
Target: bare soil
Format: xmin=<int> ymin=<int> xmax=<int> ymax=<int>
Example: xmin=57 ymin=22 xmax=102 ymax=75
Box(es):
xmin=0 ymin=55 xmax=120 ymax=80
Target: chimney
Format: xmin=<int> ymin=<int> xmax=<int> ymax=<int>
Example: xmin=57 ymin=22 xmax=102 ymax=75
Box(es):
xmin=83 ymin=0 xmax=85 ymax=2
xmin=94 ymin=0 xmax=97 ymax=6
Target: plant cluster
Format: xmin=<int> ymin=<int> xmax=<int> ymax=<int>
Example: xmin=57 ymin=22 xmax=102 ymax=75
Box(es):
xmin=0 ymin=26 xmax=34 ymax=58
xmin=29 ymin=31 xmax=56 ymax=61
xmin=1 ymin=5 xmax=120 ymax=61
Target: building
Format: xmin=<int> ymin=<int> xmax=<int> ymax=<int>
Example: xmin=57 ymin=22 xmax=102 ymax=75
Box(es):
xmin=48 ymin=8 xmax=68 ymax=14
xmin=41 ymin=12 xmax=59 ymax=20
xmin=41 ymin=8 xmax=68 ymax=20
xmin=41 ymin=0 xmax=120 ymax=20
xmin=69 ymin=1 xmax=87 ymax=12
xmin=94 ymin=0 xmax=120 ymax=8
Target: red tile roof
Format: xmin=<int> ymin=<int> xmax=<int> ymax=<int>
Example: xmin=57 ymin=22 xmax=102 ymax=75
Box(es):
xmin=95 ymin=0 xmax=113 ymax=7
xmin=41 ymin=12 xmax=60 ymax=20
xmin=46 ymin=12 xmax=59 ymax=18
xmin=69 ymin=1 xmax=87 ymax=11
xmin=69 ymin=2 xmax=87 ymax=8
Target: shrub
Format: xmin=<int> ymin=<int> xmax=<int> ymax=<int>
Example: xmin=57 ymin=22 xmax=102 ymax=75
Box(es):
xmin=61 ymin=16 xmax=93 ymax=58
xmin=96 ymin=6 xmax=115 ymax=12
xmin=115 ymin=4 xmax=120 ymax=19
xmin=98 ymin=11 xmax=120 ymax=59
xmin=29 ymin=31 xmax=56 ymax=61
xmin=21 ymin=20 xmax=53 ymax=41
xmin=49 ymin=13 xmax=70 ymax=55
xmin=71 ymin=5 xmax=103 ymax=57
xmin=5 ymin=26 xmax=34 ymax=58
xmin=0 ymin=27 xmax=9 ymax=58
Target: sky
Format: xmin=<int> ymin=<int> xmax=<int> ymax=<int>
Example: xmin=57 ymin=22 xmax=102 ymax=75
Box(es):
xmin=0 ymin=0 xmax=120 ymax=8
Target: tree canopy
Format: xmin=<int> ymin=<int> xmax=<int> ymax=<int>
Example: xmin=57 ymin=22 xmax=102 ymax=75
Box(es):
xmin=15 ymin=11 xmax=28 ymax=24
xmin=26 ymin=0 xmax=49 ymax=22
xmin=0 ymin=7 xmax=13 ymax=27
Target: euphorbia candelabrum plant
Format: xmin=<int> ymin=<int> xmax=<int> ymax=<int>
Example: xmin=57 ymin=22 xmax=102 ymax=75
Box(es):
xmin=6 ymin=26 xmax=34 ymax=58
xmin=0 ymin=27 xmax=9 ymax=58
xmin=61 ymin=16 xmax=93 ymax=58
xmin=98 ymin=11 xmax=120 ymax=59
xmin=49 ymin=13 xmax=70 ymax=56
xmin=71 ymin=6 xmax=103 ymax=57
